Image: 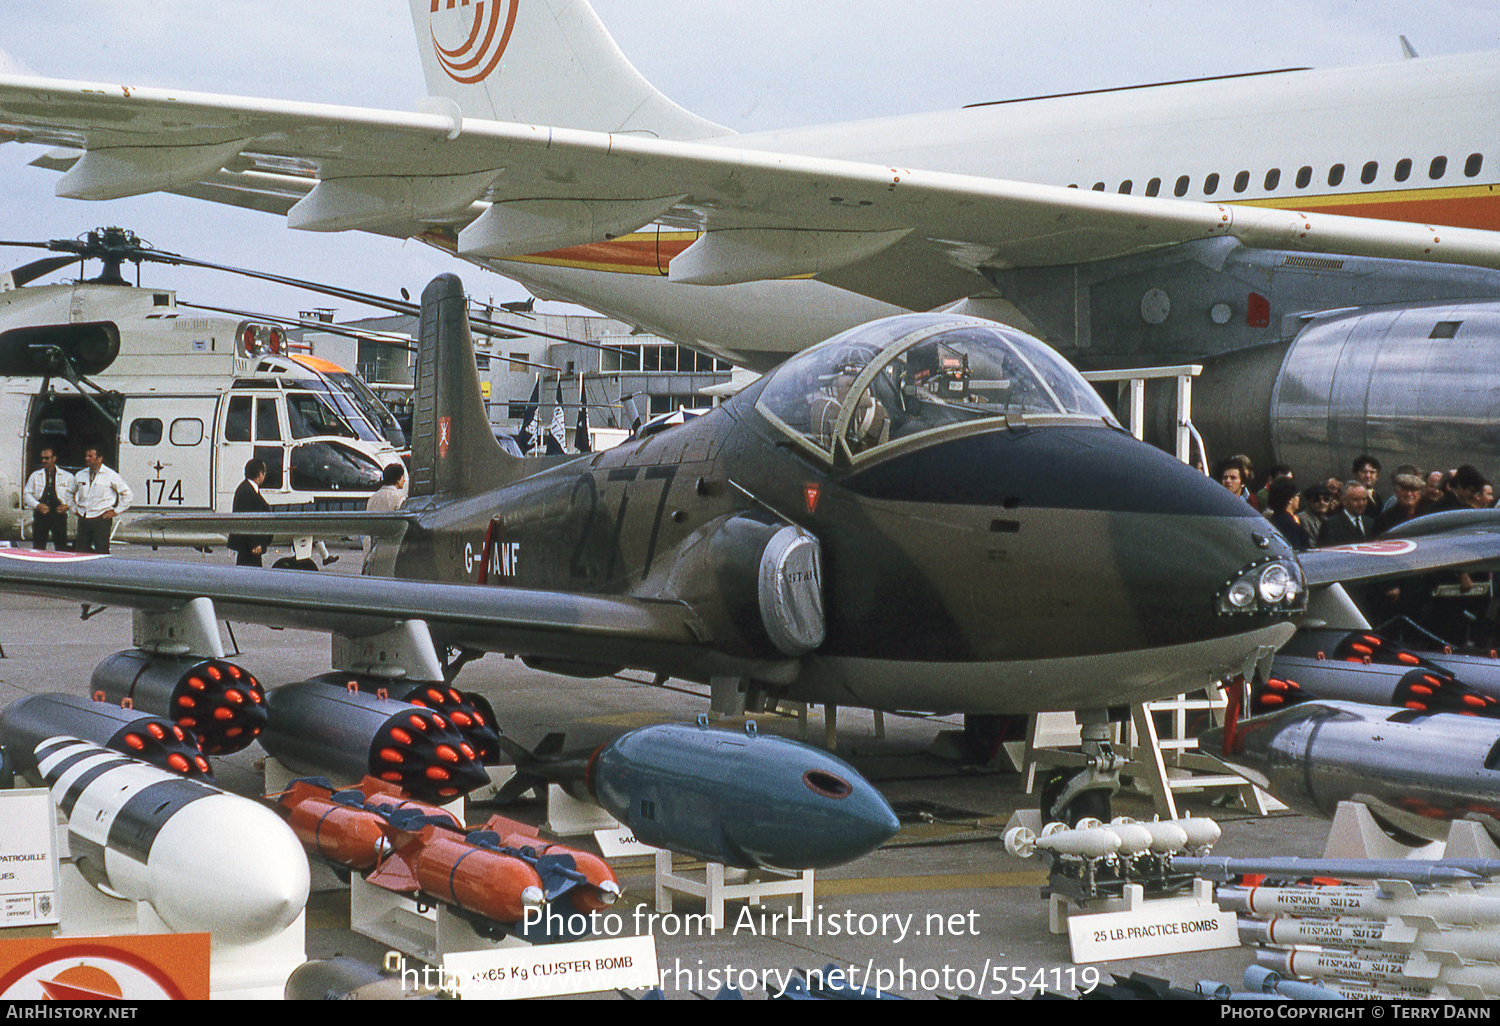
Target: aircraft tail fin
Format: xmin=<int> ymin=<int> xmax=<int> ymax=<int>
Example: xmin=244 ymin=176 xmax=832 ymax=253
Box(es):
xmin=408 ymin=0 xmax=728 ymax=139
xmin=408 ymin=273 xmax=519 ymax=499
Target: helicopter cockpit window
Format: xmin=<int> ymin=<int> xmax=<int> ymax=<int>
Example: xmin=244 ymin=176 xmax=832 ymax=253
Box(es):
xmin=756 ymin=314 xmax=1116 ymax=462
xmin=225 ymin=397 xmax=252 ymax=442
xmin=286 ymin=393 xmax=358 ymax=440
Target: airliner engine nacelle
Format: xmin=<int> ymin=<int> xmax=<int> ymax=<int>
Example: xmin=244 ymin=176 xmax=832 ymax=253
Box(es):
xmin=1169 ymin=300 xmax=1500 ymax=477
xmin=90 ymin=649 xmax=266 ymax=755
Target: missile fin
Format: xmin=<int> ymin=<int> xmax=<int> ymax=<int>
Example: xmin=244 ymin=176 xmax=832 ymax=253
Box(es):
xmin=534 ymin=732 xmax=568 ymax=757
xmin=1381 ymin=919 xmax=1421 ymax=947
xmin=367 ymin=852 xmax=421 ymax=892
xmin=477 ymin=813 xmax=537 ymax=838
xmin=1396 ymin=913 xmax=1442 ymax=932
xmin=1376 ymin=878 xmax=1419 ymax=900
xmin=531 ymin=853 xmax=586 ymax=900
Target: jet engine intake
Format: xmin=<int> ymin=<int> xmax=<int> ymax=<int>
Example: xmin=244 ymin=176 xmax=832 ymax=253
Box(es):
xmin=670 ymin=513 xmax=825 ymax=658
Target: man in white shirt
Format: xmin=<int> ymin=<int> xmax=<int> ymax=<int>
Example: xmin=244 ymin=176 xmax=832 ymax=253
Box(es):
xmin=22 ymin=448 xmax=74 ymax=550
xmin=71 ymin=447 xmax=133 ymax=553
xmin=363 ymin=463 xmax=407 ymax=571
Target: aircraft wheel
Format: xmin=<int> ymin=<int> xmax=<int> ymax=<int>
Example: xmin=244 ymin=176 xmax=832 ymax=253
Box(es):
xmin=271 ymin=556 xmax=320 ymax=572
xmin=1040 ymin=768 xmax=1112 ymax=827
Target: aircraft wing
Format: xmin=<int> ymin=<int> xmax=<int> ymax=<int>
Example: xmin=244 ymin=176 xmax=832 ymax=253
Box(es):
xmin=1298 ymin=509 xmax=1500 ymax=588
xmin=124 ymin=511 xmax=415 ymax=545
xmin=0 ymin=550 xmax=705 ymax=670
xmin=6 ymin=75 xmax=1500 ymax=309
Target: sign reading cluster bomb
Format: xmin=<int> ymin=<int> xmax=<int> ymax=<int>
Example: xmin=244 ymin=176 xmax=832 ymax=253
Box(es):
xmin=1067 ymin=901 xmax=1237 ymax=962
xmin=444 ymin=935 xmax=659 ymax=999
xmin=0 ymin=789 xmax=58 ymax=929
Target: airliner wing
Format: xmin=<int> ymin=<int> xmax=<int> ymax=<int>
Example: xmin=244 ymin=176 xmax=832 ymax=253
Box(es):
xmin=0 ymin=550 xmax=703 ymax=669
xmin=5 ymin=74 xmax=1500 ymax=308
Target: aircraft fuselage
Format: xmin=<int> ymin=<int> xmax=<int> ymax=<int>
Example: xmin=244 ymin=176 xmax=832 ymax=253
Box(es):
xmin=396 ymin=327 xmax=1300 ymax=713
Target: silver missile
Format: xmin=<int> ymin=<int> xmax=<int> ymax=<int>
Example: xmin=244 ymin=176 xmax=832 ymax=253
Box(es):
xmin=1201 ymin=699 xmax=1500 ymax=841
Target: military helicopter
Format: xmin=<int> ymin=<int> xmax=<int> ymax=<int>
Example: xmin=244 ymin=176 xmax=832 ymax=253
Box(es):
xmin=0 ymin=227 xmax=418 ymax=543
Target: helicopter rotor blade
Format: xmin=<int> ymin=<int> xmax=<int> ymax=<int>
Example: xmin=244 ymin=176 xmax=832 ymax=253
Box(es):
xmin=6 ymin=255 xmax=82 ymax=288
xmin=0 ymin=229 xmax=638 ymax=358
xmin=135 ymin=249 xmax=635 ymax=356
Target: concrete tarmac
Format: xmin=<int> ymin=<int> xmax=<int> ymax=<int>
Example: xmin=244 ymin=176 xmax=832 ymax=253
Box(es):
xmin=0 ymin=542 xmax=1333 ymax=1000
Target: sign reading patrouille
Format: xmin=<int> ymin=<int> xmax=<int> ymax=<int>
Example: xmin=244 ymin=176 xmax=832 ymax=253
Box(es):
xmin=0 ymin=789 xmax=58 ymax=928
xmin=1067 ymin=900 xmax=1237 ymax=963
xmin=444 ymin=935 xmax=659 ymax=999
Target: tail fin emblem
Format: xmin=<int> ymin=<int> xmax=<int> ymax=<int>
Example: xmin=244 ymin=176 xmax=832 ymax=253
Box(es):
xmin=439 ymin=416 xmax=452 ymax=458
xmin=429 ymin=0 xmax=520 ymax=84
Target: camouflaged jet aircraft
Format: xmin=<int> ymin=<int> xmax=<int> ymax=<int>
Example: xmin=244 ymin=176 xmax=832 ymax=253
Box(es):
xmin=7 ymin=273 xmax=1500 ymax=821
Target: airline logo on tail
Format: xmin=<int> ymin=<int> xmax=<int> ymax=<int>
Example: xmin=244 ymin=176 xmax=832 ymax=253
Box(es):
xmin=429 ymin=0 xmax=519 ymax=84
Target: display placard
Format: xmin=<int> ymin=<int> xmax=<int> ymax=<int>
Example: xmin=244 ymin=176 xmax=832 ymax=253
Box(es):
xmin=0 ymin=789 xmax=58 ymax=928
xmin=1067 ymin=901 xmax=1237 ymax=962
xmin=444 ymin=935 xmax=659 ymax=999
xmin=594 ymin=825 xmax=663 ymax=858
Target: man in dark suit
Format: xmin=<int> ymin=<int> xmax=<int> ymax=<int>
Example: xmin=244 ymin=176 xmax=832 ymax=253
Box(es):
xmin=1318 ymin=482 xmax=1375 ymax=547
xmin=229 ymin=458 xmax=272 ymax=567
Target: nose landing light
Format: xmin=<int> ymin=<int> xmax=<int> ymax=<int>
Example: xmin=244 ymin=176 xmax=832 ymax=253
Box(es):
xmin=1217 ymin=558 xmax=1305 ymax=617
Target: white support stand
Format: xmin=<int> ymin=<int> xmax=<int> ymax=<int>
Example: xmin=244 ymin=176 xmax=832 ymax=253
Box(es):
xmin=1322 ymin=800 xmax=1446 ymax=859
xmin=348 ymin=872 xmax=528 ymax=963
xmin=1020 ymin=712 xmax=1083 ymax=794
xmin=1121 ymin=694 xmax=1280 ymax=819
xmin=54 ymin=856 xmax=304 ymax=999
xmin=332 ymin=619 xmax=445 ymax=681
xmin=543 ymin=783 xmax=620 ymax=837
xmin=132 ymin=597 xmax=224 ymax=657
xmin=652 ymin=850 xmax=814 ymax=932
xmin=1048 ymin=876 xmax=1218 ymax=936
xmin=1443 ymin=820 xmax=1500 ymax=859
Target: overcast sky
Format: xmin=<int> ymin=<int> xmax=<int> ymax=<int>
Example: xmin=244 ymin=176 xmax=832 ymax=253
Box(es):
xmin=0 ymin=0 xmax=1496 ymax=321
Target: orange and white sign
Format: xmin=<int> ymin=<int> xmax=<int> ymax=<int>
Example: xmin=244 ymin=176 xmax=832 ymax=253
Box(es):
xmin=0 ymin=934 xmax=211 ymax=1000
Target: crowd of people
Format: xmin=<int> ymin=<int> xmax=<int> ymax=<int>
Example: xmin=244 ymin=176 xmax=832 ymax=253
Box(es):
xmin=1216 ymin=452 xmax=1497 ymax=648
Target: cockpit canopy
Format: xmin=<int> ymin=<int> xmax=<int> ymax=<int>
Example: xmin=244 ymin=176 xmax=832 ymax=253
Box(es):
xmin=756 ymin=314 xmax=1118 ymax=463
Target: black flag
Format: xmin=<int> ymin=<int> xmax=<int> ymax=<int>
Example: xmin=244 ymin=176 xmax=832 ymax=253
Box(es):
xmin=545 ymin=380 xmax=567 ymax=455
xmin=516 ymin=376 xmax=540 ymax=453
xmin=575 ymin=380 xmax=592 ymax=453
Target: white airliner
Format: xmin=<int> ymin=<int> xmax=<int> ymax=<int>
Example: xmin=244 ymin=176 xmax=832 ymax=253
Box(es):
xmin=0 ymin=0 xmax=1498 ymax=370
